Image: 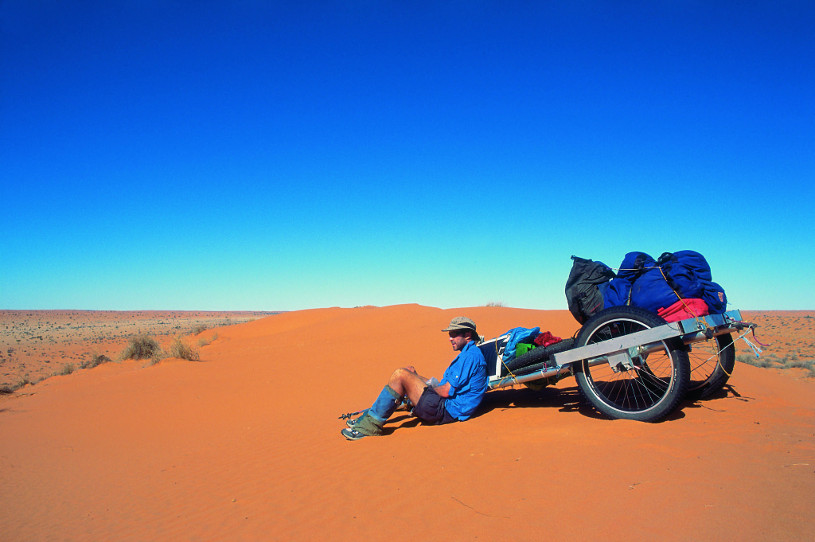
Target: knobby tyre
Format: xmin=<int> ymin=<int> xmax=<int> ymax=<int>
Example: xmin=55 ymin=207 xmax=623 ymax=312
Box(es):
xmin=503 ymin=337 xmax=576 ymax=374
xmin=573 ymin=306 xmax=690 ymax=422
xmin=685 ymin=332 xmax=735 ymax=401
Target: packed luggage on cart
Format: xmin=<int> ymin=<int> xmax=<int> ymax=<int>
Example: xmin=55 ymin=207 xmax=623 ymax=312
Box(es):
xmin=481 ymin=251 xmax=762 ymax=422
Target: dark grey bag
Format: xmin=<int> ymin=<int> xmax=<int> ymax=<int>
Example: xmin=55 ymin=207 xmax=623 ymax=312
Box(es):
xmin=565 ymin=256 xmax=616 ymax=324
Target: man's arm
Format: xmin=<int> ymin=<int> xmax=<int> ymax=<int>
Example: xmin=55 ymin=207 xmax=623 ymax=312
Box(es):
xmin=431 ymin=381 xmax=452 ymax=398
xmin=406 ymin=366 xmax=452 ymax=397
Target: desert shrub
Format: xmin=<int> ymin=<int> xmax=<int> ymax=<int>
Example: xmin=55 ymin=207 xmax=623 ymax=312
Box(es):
xmin=197 ymin=332 xmax=217 ymax=347
xmin=485 ymin=301 xmax=504 ymax=307
xmin=168 ymin=336 xmax=200 ymax=361
xmin=81 ymin=353 xmax=112 ymax=370
xmin=58 ymin=363 xmax=75 ymax=376
xmin=734 ymin=352 xmax=815 ymax=373
xmin=190 ymin=324 xmax=210 ymax=335
xmin=0 ymin=377 xmax=29 ymax=394
xmin=786 ymin=359 xmax=815 ymax=377
xmin=121 ymin=334 xmax=162 ymax=361
xmin=736 ymin=354 xmax=756 ymax=365
xmin=737 ymin=354 xmax=775 ymax=368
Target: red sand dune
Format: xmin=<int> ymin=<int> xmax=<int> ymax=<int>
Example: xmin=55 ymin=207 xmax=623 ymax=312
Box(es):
xmin=1 ymin=305 xmax=813 ymax=541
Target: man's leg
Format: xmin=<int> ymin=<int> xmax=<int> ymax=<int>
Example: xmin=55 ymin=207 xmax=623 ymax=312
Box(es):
xmin=342 ymin=367 xmax=431 ymax=440
xmin=387 ymin=367 xmax=431 ymax=405
xmin=411 ymin=386 xmax=456 ymax=425
xmin=346 ymin=367 xmax=423 ymax=427
xmin=342 ymin=384 xmax=401 ymax=439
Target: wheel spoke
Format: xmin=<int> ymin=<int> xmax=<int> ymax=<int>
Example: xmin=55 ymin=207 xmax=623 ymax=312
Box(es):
xmin=584 ymin=320 xmax=673 ymax=413
xmin=574 ymin=306 xmax=690 ymax=421
xmin=685 ymin=332 xmax=735 ymax=400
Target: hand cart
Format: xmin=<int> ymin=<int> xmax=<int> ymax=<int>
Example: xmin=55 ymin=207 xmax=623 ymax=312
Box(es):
xmin=480 ymin=306 xmax=757 ymax=422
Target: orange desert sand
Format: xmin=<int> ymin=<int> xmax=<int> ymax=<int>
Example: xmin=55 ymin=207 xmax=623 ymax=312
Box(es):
xmin=1 ymin=305 xmax=813 ymax=541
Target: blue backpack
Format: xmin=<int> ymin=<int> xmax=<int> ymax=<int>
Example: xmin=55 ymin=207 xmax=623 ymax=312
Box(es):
xmin=655 ymin=251 xmax=727 ymax=312
xmin=604 ymin=250 xmax=727 ymax=314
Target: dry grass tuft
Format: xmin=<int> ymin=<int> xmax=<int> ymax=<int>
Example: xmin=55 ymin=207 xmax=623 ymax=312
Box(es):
xmin=0 ymin=375 xmax=32 ymax=394
xmin=190 ymin=324 xmax=210 ymax=335
xmin=121 ymin=334 xmax=163 ymax=362
xmin=81 ymin=353 xmax=112 ymax=370
xmin=738 ymin=353 xmax=815 ymax=377
xmin=197 ymin=332 xmax=218 ymax=347
xmin=168 ymin=337 xmax=200 ymax=361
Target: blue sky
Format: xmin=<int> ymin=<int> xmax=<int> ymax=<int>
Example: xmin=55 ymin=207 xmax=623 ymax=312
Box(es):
xmin=2 ymin=1 xmax=813 ymax=311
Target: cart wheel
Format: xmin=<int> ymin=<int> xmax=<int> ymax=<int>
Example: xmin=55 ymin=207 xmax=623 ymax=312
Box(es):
xmin=685 ymin=332 xmax=735 ymax=401
xmin=573 ymin=306 xmax=690 ymax=422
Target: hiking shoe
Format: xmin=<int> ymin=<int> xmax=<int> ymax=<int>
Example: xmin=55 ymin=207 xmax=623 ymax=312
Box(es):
xmin=346 ymin=415 xmax=361 ymax=429
xmin=345 ymin=415 xmax=379 ymax=429
xmin=342 ymin=412 xmax=384 ymax=438
xmin=346 ymin=411 xmax=370 ymax=429
xmin=341 ymin=427 xmax=369 ymax=440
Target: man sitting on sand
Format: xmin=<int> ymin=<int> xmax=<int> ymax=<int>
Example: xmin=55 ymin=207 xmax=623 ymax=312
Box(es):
xmin=342 ymin=317 xmax=488 ymax=441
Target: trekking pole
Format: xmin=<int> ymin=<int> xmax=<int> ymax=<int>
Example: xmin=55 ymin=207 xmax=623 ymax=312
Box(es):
xmin=338 ymin=408 xmax=367 ymax=420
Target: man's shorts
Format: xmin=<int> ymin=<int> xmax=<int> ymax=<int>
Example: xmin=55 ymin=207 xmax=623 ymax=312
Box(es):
xmin=413 ymin=386 xmax=457 ymax=425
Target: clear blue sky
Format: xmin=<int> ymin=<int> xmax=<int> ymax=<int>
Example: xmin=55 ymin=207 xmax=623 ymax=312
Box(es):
xmin=2 ymin=1 xmax=813 ymax=311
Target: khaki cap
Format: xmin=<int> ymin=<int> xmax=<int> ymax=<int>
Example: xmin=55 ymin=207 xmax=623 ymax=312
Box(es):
xmin=441 ymin=316 xmax=478 ymax=334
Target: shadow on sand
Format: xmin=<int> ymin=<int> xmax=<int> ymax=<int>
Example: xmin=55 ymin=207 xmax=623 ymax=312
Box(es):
xmin=384 ymin=377 xmax=746 ymax=433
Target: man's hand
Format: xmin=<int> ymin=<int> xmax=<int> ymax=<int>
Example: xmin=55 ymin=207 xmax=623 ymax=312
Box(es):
xmin=432 ymin=381 xmax=452 ymax=398
xmin=403 ymin=365 xmax=429 ymax=384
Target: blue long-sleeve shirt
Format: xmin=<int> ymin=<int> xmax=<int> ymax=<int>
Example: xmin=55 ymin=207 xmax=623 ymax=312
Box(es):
xmin=440 ymin=341 xmax=488 ymax=420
